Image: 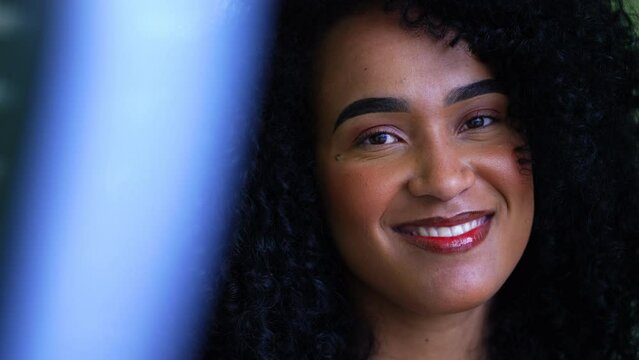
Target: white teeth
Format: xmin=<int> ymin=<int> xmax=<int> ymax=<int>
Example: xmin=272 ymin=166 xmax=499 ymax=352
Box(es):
xmin=401 ymin=216 xmax=488 ymax=238
xmin=452 ymin=225 xmax=464 ymax=236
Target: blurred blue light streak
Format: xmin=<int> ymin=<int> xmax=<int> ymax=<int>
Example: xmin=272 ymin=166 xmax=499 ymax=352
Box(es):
xmin=1 ymin=1 xmax=276 ymax=359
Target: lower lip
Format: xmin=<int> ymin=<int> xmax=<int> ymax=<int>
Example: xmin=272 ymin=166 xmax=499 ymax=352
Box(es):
xmin=400 ymin=217 xmax=492 ymax=254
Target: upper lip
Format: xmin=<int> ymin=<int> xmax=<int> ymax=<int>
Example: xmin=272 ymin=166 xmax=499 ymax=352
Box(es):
xmin=393 ymin=211 xmax=494 ymax=228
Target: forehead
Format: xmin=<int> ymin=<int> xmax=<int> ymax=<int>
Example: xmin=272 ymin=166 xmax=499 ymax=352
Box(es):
xmin=313 ymin=9 xmax=492 ymax=122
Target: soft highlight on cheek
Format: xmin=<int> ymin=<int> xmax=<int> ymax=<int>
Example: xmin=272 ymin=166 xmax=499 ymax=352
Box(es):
xmin=323 ymin=164 xmax=392 ymax=226
xmin=473 ymin=142 xmax=533 ymax=192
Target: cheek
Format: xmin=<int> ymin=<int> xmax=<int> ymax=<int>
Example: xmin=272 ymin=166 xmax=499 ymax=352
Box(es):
xmin=483 ymin=144 xmax=534 ymax=210
xmin=472 ymin=142 xmax=534 ymax=267
xmin=321 ymin=163 xmax=402 ymax=235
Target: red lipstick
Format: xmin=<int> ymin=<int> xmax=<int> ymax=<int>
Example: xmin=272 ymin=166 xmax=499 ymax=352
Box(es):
xmin=394 ymin=212 xmax=493 ymax=253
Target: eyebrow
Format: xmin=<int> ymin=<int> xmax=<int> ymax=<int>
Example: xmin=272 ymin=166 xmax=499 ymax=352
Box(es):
xmin=333 ymin=97 xmax=409 ymax=132
xmin=332 ymin=79 xmax=506 ymax=132
xmin=445 ymin=79 xmax=505 ymax=105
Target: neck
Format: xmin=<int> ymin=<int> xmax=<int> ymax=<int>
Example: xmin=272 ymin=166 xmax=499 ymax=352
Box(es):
xmin=356 ymin=288 xmax=490 ymax=360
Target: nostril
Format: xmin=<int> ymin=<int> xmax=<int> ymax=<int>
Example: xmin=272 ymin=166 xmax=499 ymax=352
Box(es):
xmin=407 ymin=163 xmax=475 ymax=201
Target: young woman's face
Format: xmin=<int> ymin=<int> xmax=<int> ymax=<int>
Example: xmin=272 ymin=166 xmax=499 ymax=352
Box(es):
xmin=314 ymin=10 xmax=534 ymax=317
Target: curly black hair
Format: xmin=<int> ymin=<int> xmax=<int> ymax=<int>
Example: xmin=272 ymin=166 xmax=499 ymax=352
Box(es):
xmin=204 ymin=0 xmax=639 ymax=359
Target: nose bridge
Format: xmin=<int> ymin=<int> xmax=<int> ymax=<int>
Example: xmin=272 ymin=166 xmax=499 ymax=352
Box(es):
xmin=408 ymin=136 xmax=475 ymax=201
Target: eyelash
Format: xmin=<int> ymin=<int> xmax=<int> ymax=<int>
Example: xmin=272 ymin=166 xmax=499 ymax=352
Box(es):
xmin=355 ymin=128 xmax=403 ymax=146
xmin=354 ymin=114 xmax=499 ymax=147
xmin=459 ymin=113 xmax=499 ymax=132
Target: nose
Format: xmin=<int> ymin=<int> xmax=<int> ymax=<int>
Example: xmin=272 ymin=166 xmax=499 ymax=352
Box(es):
xmin=407 ymin=142 xmax=475 ymax=201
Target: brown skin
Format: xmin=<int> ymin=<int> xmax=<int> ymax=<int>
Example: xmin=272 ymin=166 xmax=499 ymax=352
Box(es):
xmin=314 ymin=8 xmax=534 ymax=360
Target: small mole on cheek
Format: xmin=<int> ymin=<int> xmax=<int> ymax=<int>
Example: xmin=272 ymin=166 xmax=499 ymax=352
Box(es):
xmin=424 ymin=338 xmax=429 ymax=343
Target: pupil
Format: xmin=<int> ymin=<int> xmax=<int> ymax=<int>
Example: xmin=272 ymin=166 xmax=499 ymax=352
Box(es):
xmin=372 ymin=133 xmax=389 ymax=144
xmin=469 ymin=117 xmax=484 ymax=128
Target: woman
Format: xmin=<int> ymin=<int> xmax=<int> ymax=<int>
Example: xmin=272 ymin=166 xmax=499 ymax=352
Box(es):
xmin=207 ymin=0 xmax=639 ymax=359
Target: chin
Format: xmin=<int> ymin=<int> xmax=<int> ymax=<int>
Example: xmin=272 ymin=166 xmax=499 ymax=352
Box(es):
xmin=398 ymin=263 xmax=507 ymax=316
xmin=411 ymin=285 xmax=498 ymax=317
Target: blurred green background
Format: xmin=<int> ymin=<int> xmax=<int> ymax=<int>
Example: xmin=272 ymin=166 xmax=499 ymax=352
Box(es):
xmin=0 ymin=1 xmax=42 ymax=196
xmin=0 ymin=1 xmax=44 ymax=279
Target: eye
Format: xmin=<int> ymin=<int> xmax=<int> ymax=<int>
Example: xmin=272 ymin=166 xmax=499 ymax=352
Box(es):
xmin=357 ymin=131 xmax=400 ymax=146
xmin=460 ymin=115 xmax=496 ymax=131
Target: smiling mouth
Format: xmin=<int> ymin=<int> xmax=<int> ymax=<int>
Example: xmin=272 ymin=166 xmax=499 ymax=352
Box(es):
xmin=393 ymin=212 xmax=494 ymax=253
